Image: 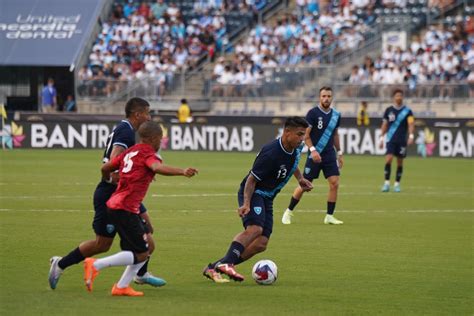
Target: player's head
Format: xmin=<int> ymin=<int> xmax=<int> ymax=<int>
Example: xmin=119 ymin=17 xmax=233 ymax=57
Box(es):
xmin=319 ymin=86 xmax=333 ymax=109
xmin=125 ymin=97 xmax=151 ymax=128
xmin=138 ymin=121 xmax=163 ymax=151
xmin=392 ymin=89 xmax=404 ymax=105
xmin=282 ymin=116 xmax=309 ymax=150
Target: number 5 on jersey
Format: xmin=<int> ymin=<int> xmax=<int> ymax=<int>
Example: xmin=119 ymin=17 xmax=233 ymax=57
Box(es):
xmin=122 ymin=151 xmax=139 ymax=173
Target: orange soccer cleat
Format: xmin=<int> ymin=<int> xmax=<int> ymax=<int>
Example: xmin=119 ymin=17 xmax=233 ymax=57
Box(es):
xmin=83 ymin=258 xmax=99 ymax=292
xmin=111 ymin=284 xmax=144 ymax=296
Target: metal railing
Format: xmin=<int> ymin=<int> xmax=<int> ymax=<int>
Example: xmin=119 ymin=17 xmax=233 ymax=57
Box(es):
xmin=332 ymin=82 xmax=473 ymax=100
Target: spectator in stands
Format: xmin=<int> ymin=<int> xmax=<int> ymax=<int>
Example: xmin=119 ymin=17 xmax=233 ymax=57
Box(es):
xmin=150 ymin=0 xmax=167 ymax=19
xmin=64 ymin=95 xmax=77 ymax=112
xmin=357 ymin=101 xmax=370 ymax=126
xmin=92 ymin=70 xmax=108 ymax=96
xmin=41 ymin=78 xmax=57 ymax=113
xmin=199 ymin=26 xmax=216 ymax=62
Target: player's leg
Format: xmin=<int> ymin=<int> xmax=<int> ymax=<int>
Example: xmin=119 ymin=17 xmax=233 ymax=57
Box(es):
xmin=134 ymin=205 xmax=166 ymax=287
xmin=133 ymin=232 xmax=166 ymax=287
xmin=282 ymin=158 xmax=320 ymax=224
xmin=205 ymin=193 xmax=266 ymax=282
xmin=394 ymin=156 xmax=405 ymax=192
xmin=240 ymin=236 xmax=269 ymax=261
xmin=241 ymin=199 xmax=273 ymax=260
xmin=382 ymin=147 xmax=395 ymax=191
xmin=324 ymin=174 xmax=343 ymax=225
xmin=49 ymin=183 xmax=116 ymax=290
xmin=85 ymin=210 xmax=149 ymax=295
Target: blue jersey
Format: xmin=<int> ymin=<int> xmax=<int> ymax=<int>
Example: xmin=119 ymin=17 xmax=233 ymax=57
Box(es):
xmin=240 ymin=138 xmax=303 ymax=200
xmin=102 ymin=120 xmax=136 ymax=163
xmin=383 ymin=105 xmax=414 ymax=144
xmin=306 ymin=106 xmax=341 ymax=157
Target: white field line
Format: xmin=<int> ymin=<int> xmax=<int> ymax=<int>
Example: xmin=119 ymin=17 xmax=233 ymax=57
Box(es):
xmin=0 ymin=191 xmax=471 ymax=199
xmin=0 ymin=208 xmax=472 ymax=213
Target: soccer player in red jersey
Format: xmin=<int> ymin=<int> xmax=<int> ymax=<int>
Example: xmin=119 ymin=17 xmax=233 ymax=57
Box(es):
xmin=83 ymin=121 xmax=198 ymax=296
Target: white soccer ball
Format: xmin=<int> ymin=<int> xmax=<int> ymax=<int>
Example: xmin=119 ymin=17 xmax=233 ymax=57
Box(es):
xmin=252 ymin=260 xmax=278 ymax=285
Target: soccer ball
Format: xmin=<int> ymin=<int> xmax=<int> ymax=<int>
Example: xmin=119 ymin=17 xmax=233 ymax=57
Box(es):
xmin=252 ymin=260 xmax=278 ymax=285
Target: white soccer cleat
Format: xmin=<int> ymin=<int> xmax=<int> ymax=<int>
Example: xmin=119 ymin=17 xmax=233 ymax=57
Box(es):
xmin=281 ymin=209 xmax=293 ymax=225
xmin=48 ymin=256 xmax=64 ymax=290
xmin=324 ymin=215 xmax=343 ymax=225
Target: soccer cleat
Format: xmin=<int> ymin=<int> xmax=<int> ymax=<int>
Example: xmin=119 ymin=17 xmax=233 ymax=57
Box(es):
xmin=216 ymin=263 xmax=244 ymax=282
xmin=202 ymin=265 xmax=230 ymax=283
xmin=281 ymin=209 xmax=293 ymax=225
xmin=393 ymin=183 xmax=401 ymax=192
xmin=381 ymin=183 xmax=390 ymax=192
xmin=111 ymin=283 xmax=144 ymax=296
xmin=83 ymin=258 xmax=99 ymax=292
xmin=48 ymin=256 xmax=64 ymax=290
xmin=324 ymin=215 xmax=344 ymax=225
xmin=134 ymin=272 xmax=167 ymax=287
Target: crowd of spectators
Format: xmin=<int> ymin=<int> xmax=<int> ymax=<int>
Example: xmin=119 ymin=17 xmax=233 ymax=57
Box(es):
xmin=346 ymin=16 xmax=473 ymax=98
xmin=80 ymin=0 xmax=268 ymax=98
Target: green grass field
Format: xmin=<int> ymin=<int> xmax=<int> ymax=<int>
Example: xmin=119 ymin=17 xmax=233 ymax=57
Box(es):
xmin=0 ymin=150 xmax=472 ymax=315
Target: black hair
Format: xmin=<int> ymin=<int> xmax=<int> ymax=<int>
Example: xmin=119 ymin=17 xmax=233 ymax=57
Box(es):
xmin=125 ymin=97 xmax=150 ymax=118
xmin=284 ymin=116 xmax=309 ymax=129
xmin=181 ymin=98 xmax=187 ymax=104
xmin=392 ymin=88 xmax=404 ymax=96
xmin=138 ymin=121 xmax=163 ymax=139
xmin=319 ymin=86 xmax=332 ymax=94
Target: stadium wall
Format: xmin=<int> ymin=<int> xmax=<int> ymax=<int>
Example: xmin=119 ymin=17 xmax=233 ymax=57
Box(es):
xmin=2 ymin=114 xmax=473 ymax=158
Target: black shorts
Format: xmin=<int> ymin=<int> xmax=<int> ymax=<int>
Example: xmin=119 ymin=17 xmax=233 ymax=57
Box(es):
xmin=108 ymin=209 xmax=149 ymax=253
xmin=303 ymin=155 xmax=340 ymax=181
xmin=238 ymin=190 xmax=273 ymax=238
xmin=92 ymin=181 xmax=148 ymax=238
xmin=386 ymin=142 xmax=407 ymax=158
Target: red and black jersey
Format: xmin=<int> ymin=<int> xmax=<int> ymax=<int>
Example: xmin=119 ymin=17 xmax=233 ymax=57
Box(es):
xmin=107 ymin=143 xmax=161 ymax=214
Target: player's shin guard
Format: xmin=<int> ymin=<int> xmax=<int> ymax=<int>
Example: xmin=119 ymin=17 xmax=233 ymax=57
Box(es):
xmin=117 ymin=261 xmax=147 ymax=288
xmin=384 ymin=164 xmax=391 ymax=180
xmin=288 ymin=196 xmax=300 ymax=211
xmin=221 ymin=241 xmax=245 ymax=265
xmin=396 ymin=166 xmax=403 ymax=182
xmin=136 ymin=258 xmax=149 ymax=277
xmin=58 ymin=247 xmax=85 ymax=270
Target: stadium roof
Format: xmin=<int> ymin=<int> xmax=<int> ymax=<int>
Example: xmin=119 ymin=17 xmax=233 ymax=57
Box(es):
xmin=0 ymin=0 xmax=104 ymax=67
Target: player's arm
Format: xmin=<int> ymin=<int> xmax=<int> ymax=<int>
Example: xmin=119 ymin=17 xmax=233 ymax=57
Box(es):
xmin=407 ymin=115 xmax=415 ymax=145
xmin=293 ymin=168 xmax=313 ymax=192
xmin=333 ymin=128 xmax=343 ymax=169
xmin=101 ymin=156 xmax=122 ymax=184
xmin=305 ymin=126 xmax=321 ymax=163
xmin=238 ymin=174 xmax=257 ymax=217
xmin=149 ymin=162 xmax=198 ymax=177
xmin=107 ymin=145 xmax=127 ymax=184
xmin=379 ymin=120 xmax=388 ymax=149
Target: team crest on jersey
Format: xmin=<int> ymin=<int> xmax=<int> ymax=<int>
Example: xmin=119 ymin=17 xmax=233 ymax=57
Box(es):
xmin=106 ymin=224 xmax=115 ymax=234
xmin=388 ymin=112 xmax=396 ymax=122
xmin=253 ymin=207 xmax=262 ymax=215
xmin=305 ymin=167 xmax=311 ymax=174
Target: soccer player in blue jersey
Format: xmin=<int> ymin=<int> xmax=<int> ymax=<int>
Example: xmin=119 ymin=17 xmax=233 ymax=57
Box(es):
xmin=203 ymin=117 xmax=313 ymax=282
xmin=378 ymin=89 xmax=415 ymax=192
xmin=48 ymin=97 xmax=165 ymax=289
xmin=282 ymin=86 xmax=344 ymax=225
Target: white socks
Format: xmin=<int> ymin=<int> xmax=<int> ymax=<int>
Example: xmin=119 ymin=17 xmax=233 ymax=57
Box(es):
xmin=93 ymin=251 xmax=135 ymax=270
xmin=117 ymin=261 xmax=147 ymax=289
xmin=384 ymin=180 xmax=390 ymax=185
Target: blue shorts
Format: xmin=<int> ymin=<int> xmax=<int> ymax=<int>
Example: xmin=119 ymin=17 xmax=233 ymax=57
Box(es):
xmin=238 ymin=189 xmax=273 ymax=238
xmin=303 ymin=155 xmax=340 ymax=181
xmin=93 ymin=181 xmax=148 ymax=238
xmin=386 ymin=142 xmax=407 ymax=158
